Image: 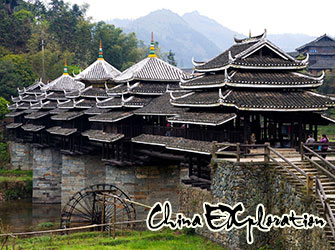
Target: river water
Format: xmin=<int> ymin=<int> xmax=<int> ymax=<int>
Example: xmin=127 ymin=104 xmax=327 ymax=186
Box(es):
xmin=0 ymin=199 xmax=61 ymax=233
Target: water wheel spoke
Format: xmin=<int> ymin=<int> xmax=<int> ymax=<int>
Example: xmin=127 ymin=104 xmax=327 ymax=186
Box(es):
xmin=60 ymin=184 xmax=135 ymax=229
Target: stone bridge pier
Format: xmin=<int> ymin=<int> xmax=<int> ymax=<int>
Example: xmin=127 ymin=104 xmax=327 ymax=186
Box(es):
xmin=9 ymin=141 xmax=187 ymax=219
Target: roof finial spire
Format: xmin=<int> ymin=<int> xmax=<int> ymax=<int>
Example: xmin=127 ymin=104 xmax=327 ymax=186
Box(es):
xmin=148 ymin=32 xmax=157 ymax=58
xmin=249 ymin=29 xmax=251 ymax=38
xmin=63 ymin=59 xmax=69 ymax=75
xmin=98 ymin=40 xmax=104 ymax=60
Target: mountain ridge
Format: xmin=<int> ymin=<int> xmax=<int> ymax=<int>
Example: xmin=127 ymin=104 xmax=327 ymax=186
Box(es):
xmin=107 ymin=9 xmax=317 ymax=68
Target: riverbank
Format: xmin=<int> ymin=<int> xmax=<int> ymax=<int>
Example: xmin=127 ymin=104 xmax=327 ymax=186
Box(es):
xmin=0 ymin=169 xmax=32 ymax=201
xmin=3 ymin=230 xmax=227 ymax=250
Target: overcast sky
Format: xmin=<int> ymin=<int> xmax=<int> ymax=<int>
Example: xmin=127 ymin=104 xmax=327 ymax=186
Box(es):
xmin=63 ymin=0 xmax=333 ymax=36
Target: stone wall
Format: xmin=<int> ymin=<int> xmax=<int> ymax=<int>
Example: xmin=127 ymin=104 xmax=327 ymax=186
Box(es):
xmin=32 ymin=147 xmax=62 ymax=203
xmin=61 ymin=154 xmax=106 ymax=206
xmin=179 ymin=160 xmax=331 ymax=250
xmin=106 ymin=164 xmax=186 ymax=219
xmin=8 ymin=141 xmax=33 ymax=170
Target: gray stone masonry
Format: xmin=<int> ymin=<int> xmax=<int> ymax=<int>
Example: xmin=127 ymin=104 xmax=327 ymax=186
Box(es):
xmin=9 ymin=141 xmax=33 ymax=170
xmin=179 ymin=160 xmax=331 ymax=250
xmin=33 ymin=147 xmax=62 ymax=203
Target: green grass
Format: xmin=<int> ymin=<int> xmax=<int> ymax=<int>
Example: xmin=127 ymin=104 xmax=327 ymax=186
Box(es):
xmin=0 ymin=169 xmax=32 ymax=182
xmin=0 ymin=169 xmax=33 ymax=199
xmin=4 ymin=230 xmax=227 ymax=250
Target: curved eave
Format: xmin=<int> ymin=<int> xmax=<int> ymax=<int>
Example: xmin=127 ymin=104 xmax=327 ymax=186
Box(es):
xmin=107 ymin=92 xmax=129 ymax=96
xmin=165 ymin=146 xmax=211 ymax=155
xmin=81 ymin=95 xmax=109 ymax=99
xmin=89 ymin=114 xmax=133 ymax=123
xmin=180 ymin=83 xmax=225 ymax=89
xmin=135 ymin=112 xmax=178 ymax=116
xmin=195 ymin=64 xmax=307 ymax=72
xmin=167 ymin=114 xmax=237 ymax=126
xmin=225 ymin=82 xmax=323 ymax=89
xmin=180 ymin=82 xmax=322 ymax=90
xmin=115 ymin=76 xmax=181 ymax=83
xmin=170 ymin=101 xmax=220 ymax=107
xmin=131 ymin=139 xmax=166 ymax=147
xmin=129 ymin=91 xmax=164 ymax=96
xmin=221 ymin=102 xmax=331 ymax=112
xmin=96 ymin=105 xmax=123 ymax=109
xmin=124 ymin=104 xmax=145 ymax=108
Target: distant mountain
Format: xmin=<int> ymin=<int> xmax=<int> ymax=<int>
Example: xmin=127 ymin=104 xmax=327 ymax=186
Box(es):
xmin=182 ymin=11 xmax=242 ymax=51
xmin=267 ymin=33 xmax=316 ymax=52
xmin=109 ymin=9 xmax=221 ymax=67
xmin=108 ymin=9 xmax=319 ymax=67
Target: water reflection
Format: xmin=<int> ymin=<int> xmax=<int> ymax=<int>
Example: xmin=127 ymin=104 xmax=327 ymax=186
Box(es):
xmin=0 ymin=199 xmax=60 ymax=233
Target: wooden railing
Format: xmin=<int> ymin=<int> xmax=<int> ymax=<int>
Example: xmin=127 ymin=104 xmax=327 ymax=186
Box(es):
xmin=301 ymin=142 xmax=335 ymax=181
xmin=268 ymin=146 xmax=313 ymax=194
xmin=315 ymin=176 xmax=335 ymax=241
xmin=300 ymin=142 xmax=335 ymax=243
xmin=212 ymin=142 xmax=312 ymax=194
xmin=213 ymin=142 xmax=268 ymax=162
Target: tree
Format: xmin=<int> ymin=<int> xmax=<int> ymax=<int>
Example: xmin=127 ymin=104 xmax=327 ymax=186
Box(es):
xmin=166 ymin=50 xmax=177 ymax=66
xmin=91 ymin=22 xmax=144 ymax=71
xmin=0 ymin=97 xmax=9 ymax=120
xmin=0 ymin=54 xmax=37 ymax=99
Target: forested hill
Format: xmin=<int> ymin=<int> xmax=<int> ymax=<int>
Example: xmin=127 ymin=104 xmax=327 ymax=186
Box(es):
xmin=0 ymin=0 xmax=148 ymax=102
xmin=109 ymin=10 xmax=316 ymax=67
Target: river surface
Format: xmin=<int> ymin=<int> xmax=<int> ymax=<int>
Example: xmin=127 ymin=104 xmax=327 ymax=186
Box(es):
xmin=0 ymin=199 xmax=61 ymax=233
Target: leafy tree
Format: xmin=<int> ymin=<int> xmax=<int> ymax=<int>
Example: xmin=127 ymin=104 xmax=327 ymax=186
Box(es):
xmin=91 ymin=22 xmax=144 ymax=71
xmin=0 ymin=97 xmax=9 ymax=119
xmin=0 ymin=54 xmax=37 ymax=99
xmin=317 ymin=70 xmax=335 ymax=95
xmin=166 ymin=50 xmax=177 ymax=66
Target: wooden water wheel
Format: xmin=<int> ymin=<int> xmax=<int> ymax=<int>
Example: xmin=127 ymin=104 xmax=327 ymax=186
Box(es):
xmin=60 ymin=183 xmax=135 ymax=229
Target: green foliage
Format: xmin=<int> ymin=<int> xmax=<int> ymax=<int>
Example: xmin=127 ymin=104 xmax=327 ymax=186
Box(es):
xmin=258 ymin=246 xmax=275 ymax=250
xmin=0 ymin=0 xmax=146 ymax=92
xmin=317 ymin=70 xmax=335 ymax=95
xmin=91 ymin=23 xmax=144 ymax=71
xmin=0 ymin=54 xmax=37 ymax=100
xmin=0 ymin=97 xmax=9 ymax=119
xmin=0 ymin=169 xmax=32 ymax=200
xmin=166 ymin=50 xmax=177 ymax=66
xmin=14 ymin=230 xmax=226 ymax=250
xmin=36 ymin=221 xmax=54 ymax=229
xmin=0 ymin=142 xmax=10 ymax=168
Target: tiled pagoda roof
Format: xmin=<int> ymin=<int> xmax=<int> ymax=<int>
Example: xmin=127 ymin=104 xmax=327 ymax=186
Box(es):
xmin=75 ymin=59 xmax=121 ymax=82
xmin=114 ymin=57 xmax=186 ymax=82
xmin=181 ymin=71 xmax=324 ymax=89
xmin=132 ymin=134 xmax=213 ymax=155
xmin=171 ymin=89 xmax=335 ymax=111
xmin=42 ymin=75 xmax=85 ymax=92
xmin=134 ymin=93 xmax=185 ymax=116
xmin=82 ymin=130 xmax=124 ymax=143
xmin=194 ymin=31 xmax=306 ymax=71
xmin=21 ymin=124 xmax=45 ymax=132
xmin=168 ymin=112 xmax=236 ymax=126
xmin=89 ymin=111 xmax=133 ymax=123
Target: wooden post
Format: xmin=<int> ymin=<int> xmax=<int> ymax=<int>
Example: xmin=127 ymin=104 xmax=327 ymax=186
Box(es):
xmin=264 ymin=142 xmax=270 ymax=162
xmin=300 ymin=142 xmax=304 ymax=161
xmin=306 ymin=174 xmax=314 ymax=196
xmin=314 ymin=125 xmax=318 ymax=141
xmin=211 ymin=141 xmax=218 ymax=159
xmin=121 ymin=205 xmax=124 ymax=237
xmin=236 ymin=143 xmax=240 ymax=162
xmin=12 ymin=237 xmax=15 ymax=250
xmin=101 ymin=194 xmax=105 ymax=233
xmin=113 ymin=197 xmax=116 ymax=239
